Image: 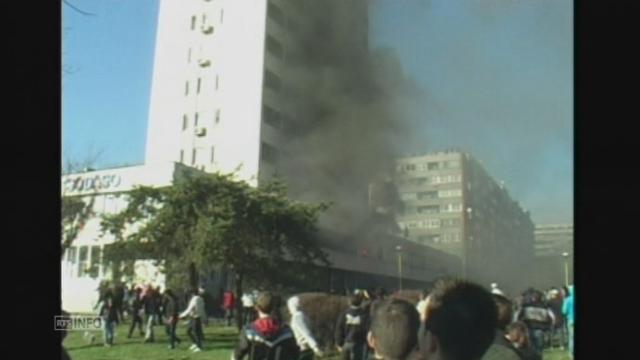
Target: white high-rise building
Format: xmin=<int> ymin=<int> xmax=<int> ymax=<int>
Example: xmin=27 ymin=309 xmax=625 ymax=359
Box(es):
xmin=145 ymin=0 xmax=370 ymax=187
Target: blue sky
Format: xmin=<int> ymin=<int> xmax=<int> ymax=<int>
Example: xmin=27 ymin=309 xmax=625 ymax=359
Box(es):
xmin=62 ymin=0 xmax=572 ymax=224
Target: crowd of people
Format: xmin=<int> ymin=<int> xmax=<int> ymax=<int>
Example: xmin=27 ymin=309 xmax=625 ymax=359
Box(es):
xmin=76 ymin=279 xmax=574 ymax=360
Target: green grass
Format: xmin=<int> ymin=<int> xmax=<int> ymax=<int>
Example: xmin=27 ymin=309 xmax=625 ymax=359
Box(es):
xmin=63 ymin=320 xmax=572 ymax=360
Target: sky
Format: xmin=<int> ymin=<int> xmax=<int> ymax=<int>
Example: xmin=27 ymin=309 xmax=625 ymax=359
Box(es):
xmin=62 ymin=0 xmax=573 ymax=225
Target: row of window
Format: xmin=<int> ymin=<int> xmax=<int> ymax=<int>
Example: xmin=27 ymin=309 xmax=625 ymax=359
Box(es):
xmin=402 ymin=218 xmax=461 ymax=229
xmin=400 ymin=189 xmax=462 ymax=201
xmin=417 ymin=233 xmax=461 ymax=244
xmin=182 ymin=110 xmax=221 ymax=131
xmin=185 ymin=75 xmax=220 ymax=96
xmin=180 ymin=146 xmax=215 ymax=166
xmin=401 ymin=174 xmax=462 ymax=186
xmin=409 ymin=203 xmax=463 ymax=214
xmin=397 ymin=160 xmax=460 ymax=173
xmin=261 ymin=142 xmax=280 ymax=164
xmin=64 ymin=245 xmax=105 ymax=279
xmin=189 ymin=8 xmax=223 ymax=32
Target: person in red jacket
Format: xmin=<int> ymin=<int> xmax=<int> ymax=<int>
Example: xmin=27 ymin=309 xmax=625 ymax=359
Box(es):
xmin=223 ymin=290 xmax=236 ymax=326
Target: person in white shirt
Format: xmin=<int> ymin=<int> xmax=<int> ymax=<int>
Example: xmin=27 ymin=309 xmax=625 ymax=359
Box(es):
xmin=241 ymin=292 xmax=256 ymax=326
xmin=287 ymin=296 xmax=324 ymax=359
xmin=180 ymin=288 xmax=206 ymax=352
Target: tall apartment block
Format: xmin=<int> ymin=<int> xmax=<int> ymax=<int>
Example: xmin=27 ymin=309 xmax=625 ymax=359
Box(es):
xmin=144 ymin=0 xmax=368 ymax=187
xmin=532 ymin=224 xmax=573 ymax=288
xmin=394 ymin=151 xmax=535 ymax=292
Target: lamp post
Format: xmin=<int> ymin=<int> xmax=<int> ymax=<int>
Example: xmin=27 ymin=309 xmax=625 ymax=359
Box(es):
xmin=396 ymin=245 xmax=403 ymax=291
xmin=463 ymin=207 xmax=473 ymax=279
xmin=562 ymin=252 xmax=570 ymax=287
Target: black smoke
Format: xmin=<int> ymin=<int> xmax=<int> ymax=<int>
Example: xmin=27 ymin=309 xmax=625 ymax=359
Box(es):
xmin=277 ymin=0 xmax=425 ymax=233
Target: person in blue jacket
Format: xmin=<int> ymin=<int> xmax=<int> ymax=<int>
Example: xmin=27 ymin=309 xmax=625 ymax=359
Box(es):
xmin=562 ymin=285 xmax=574 ymax=358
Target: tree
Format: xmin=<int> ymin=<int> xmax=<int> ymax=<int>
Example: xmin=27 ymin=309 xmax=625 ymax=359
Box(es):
xmin=61 ymin=196 xmax=95 ymax=259
xmin=60 ymin=151 xmax=103 ymax=259
xmin=101 ymin=171 xmax=330 ymax=329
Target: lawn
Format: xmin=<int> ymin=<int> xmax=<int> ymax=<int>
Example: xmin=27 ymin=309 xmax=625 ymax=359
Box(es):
xmin=63 ymin=320 xmax=572 ymax=360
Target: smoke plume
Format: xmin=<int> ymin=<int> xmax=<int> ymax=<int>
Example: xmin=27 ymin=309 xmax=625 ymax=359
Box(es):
xmin=278 ymin=0 xmax=425 ymax=233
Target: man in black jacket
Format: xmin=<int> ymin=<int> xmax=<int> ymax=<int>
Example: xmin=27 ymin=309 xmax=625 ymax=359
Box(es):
xmin=481 ymin=294 xmax=521 ymax=360
xmin=232 ymin=291 xmax=299 ymax=360
xmin=163 ymin=289 xmax=182 ymax=349
xmin=127 ymin=287 xmax=144 ymax=338
xmin=335 ymin=293 xmax=369 ymax=360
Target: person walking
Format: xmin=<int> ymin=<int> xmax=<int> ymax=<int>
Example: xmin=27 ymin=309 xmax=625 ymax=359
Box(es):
xmin=562 ymin=285 xmax=574 ymax=359
xmin=98 ymin=288 xmax=118 ymax=347
xmin=335 ymin=293 xmax=369 ymax=360
xmin=224 ymin=289 xmax=236 ymax=327
xmin=180 ymin=288 xmax=206 ymax=352
xmin=242 ymin=291 xmax=257 ymax=326
xmin=143 ymin=285 xmax=159 ymax=343
xmin=127 ymin=287 xmax=144 ymax=338
xmin=163 ymin=289 xmax=182 ymax=349
xmin=287 ymin=296 xmax=324 ymax=360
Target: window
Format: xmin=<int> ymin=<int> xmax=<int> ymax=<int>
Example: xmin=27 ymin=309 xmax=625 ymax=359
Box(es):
xmin=263 ymin=105 xmax=282 ymax=129
xmin=192 ymin=149 xmax=197 ymax=165
xmin=215 ymin=109 xmax=221 ymax=123
xmin=185 ymin=81 xmax=189 ymax=96
xmin=180 ymin=150 xmax=184 ymax=163
xmin=220 ymin=9 xmax=224 ymax=23
xmin=197 ymin=78 xmax=202 ymax=93
xmin=427 ymin=162 xmax=439 ymax=170
xmin=417 ymin=191 xmax=438 ymax=200
xmin=400 ymin=192 xmax=417 ymax=201
xmin=211 ymin=146 xmax=215 ymax=163
xmin=264 ymin=69 xmax=282 ymax=92
xmin=417 ymin=205 xmax=439 ymax=214
xmin=78 ymin=246 xmax=88 ymax=277
xmin=413 ymin=177 xmax=428 ymax=186
xmin=446 ymin=160 xmax=460 ymax=169
xmin=267 ymin=2 xmax=285 ymax=27
xmin=89 ymin=246 xmax=101 ymax=278
xmin=440 ymin=189 xmax=462 ymax=198
xmin=191 ymin=16 xmax=196 ymax=30
xmin=188 ymin=48 xmax=192 ymax=63
xmin=202 ymin=14 xmax=207 ymax=25
xmin=215 ymin=74 xmax=219 ymax=90
xmin=261 ymin=142 xmax=279 ymax=164
xmin=441 ymin=203 xmax=462 ymax=213
xmin=182 ymin=115 xmax=188 ymax=130
xmin=406 ymin=164 xmax=416 ymax=171
xmin=266 ymin=35 xmax=284 ymax=59
xmin=67 ymin=246 xmax=77 ymax=263
xmin=422 ymin=219 xmax=441 ymax=229
xmin=194 ymin=113 xmax=199 ymax=127
xmin=442 ymin=218 xmax=461 ymax=227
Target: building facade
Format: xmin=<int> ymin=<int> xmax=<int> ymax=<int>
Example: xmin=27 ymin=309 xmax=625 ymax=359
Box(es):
xmin=394 ymin=151 xmax=535 ymax=294
xmin=61 ymin=162 xmax=196 ymax=312
xmin=532 ymin=224 xmax=573 ymax=288
xmin=61 ymin=161 xmax=460 ymax=312
xmin=144 ymin=0 xmax=369 ymax=187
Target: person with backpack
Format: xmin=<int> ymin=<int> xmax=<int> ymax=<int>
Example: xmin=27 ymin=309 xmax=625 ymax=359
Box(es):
xmin=233 ymin=291 xmax=300 ymax=360
xmin=127 ymin=287 xmax=144 ymax=338
xmin=335 ymin=293 xmax=369 ymax=360
xmin=515 ymin=288 xmax=555 ymax=355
